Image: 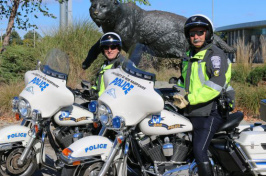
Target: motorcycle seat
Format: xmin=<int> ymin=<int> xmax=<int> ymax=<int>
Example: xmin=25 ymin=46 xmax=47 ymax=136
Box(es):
xmin=218 ymin=111 xmax=244 ymax=132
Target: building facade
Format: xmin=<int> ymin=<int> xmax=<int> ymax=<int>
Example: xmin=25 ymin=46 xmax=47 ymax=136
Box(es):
xmin=216 ymin=20 xmax=266 ymax=63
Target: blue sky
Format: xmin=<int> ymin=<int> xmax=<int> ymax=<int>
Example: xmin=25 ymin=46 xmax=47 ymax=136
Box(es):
xmin=0 ymin=0 xmax=265 ymax=39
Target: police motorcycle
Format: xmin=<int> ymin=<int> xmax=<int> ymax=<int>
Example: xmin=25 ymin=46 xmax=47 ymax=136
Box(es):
xmin=59 ymin=60 xmax=266 ymax=176
xmin=0 ymin=48 xmax=98 ymax=176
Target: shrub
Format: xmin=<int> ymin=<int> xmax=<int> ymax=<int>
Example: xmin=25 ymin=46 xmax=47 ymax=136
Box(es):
xmin=232 ymin=81 xmax=266 ymax=116
xmin=0 ymin=45 xmax=38 ymax=83
xmin=247 ymin=64 xmax=266 ymax=86
xmin=231 ymin=63 xmax=251 ymax=83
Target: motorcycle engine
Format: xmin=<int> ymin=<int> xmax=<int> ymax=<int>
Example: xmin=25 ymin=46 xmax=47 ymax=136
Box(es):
xmin=138 ymin=134 xmax=189 ymax=162
xmin=53 ymin=126 xmax=91 ymax=149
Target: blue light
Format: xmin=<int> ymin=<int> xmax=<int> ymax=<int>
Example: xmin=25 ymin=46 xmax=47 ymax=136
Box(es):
xmin=112 ymin=116 xmax=122 ymax=128
xmin=88 ymin=101 xmax=97 ymax=113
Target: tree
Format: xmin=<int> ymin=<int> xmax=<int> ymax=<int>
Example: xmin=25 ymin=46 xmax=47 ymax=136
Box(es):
xmin=2 ymin=30 xmax=22 ymax=45
xmin=119 ymin=0 xmax=150 ymax=5
xmin=23 ymin=30 xmax=41 ymax=47
xmin=0 ymin=0 xmax=56 ymax=48
xmin=24 ymin=30 xmax=41 ymax=40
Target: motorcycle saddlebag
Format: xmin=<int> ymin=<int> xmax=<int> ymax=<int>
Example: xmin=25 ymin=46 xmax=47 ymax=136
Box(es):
xmin=210 ymin=138 xmax=247 ymax=173
xmin=235 ymin=125 xmax=266 ymax=175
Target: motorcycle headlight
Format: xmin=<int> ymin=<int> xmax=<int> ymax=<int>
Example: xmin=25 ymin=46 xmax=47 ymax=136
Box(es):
xmin=12 ymin=97 xmax=19 ymax=112
xmin=32 ymin=109 xmax=42 ymax=121
xmin=112 ymin=116 xmax=125 ymax=129
xmin=98 ymin=104 xmax=112 ymax=125
xmin=18 ymin=99 xmax=31 ymax=117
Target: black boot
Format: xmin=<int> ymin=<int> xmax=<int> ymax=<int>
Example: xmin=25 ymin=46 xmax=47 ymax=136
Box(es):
xmin=197 ymin=162 xmax=214 ymax=176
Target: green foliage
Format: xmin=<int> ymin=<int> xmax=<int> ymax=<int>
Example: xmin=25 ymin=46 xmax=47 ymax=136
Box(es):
xmin=246 ymin=64 xmax=266 ymax=86
xmin=231 ymin=63 xmax=251 ymax=83
xmin=119 ymin=0 xmax=150 ymax=5
xmin=0 ymin=0 xmax=57 ymax=30
xmin=24 ymin=30 xmax=41 ymax=40
xmin=0 ymin=45 xmax=38 ymax=83
xmin=3 ymin=30 xmax=23 ymax=45
xmin=232 ymin=81 xmax=266 ymax=116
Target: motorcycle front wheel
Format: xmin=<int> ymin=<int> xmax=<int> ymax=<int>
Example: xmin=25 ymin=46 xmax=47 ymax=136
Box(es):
xmin=61 ymin=162 xmax=116 ymax=176
xmin=0 ymin=148 xmax=37 ymax=176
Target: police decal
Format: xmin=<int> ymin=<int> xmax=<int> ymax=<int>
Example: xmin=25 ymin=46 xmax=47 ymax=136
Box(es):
xmin=106 ymin=88 xmax=116 ymax=98
xmin=148 ymin=115 xmax=185 ymax=130
xmin=29 ymin=77 xmax=49 ymax=91
xmin=85 ymin=144 xmax=107 ymax=152
xmin=109 ymin=77 xmax=134 ymax=95
xmin=8 ymin=133 xmax=27 ymax=139
xmin=25 ymin=86 xmax=34 ymax=94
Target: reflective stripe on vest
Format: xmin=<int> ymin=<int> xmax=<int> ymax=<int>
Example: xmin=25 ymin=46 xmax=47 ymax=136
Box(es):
xmin=97 ymin=64 xmax=113 ymax=96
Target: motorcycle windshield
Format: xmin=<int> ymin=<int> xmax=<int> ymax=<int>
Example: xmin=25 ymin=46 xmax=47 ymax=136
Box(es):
xmin=41 ymin=48 xmax=69 ymax=80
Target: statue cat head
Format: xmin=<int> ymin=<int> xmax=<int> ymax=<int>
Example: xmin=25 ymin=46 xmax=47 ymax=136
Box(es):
xmin=90 ymin=0 xmax=120 ymax=27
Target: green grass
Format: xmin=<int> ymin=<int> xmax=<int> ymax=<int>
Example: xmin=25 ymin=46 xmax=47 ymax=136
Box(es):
xmin=36 ymin=20 xmax=105 ymax=88
xmin=0 ymin=81 xmax=24 ymax=117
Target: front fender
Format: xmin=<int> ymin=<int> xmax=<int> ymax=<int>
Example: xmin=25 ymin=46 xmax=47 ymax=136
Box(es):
xmin=0 ymin=125 xmax=31 ymax=144
xmin=61 ymin=136 xmax=113 ymax=164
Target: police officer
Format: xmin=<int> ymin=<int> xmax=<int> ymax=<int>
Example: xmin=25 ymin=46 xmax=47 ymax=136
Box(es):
xmin=83 ymin=32 xmax=126 ymax=97
xmin=174 ymin=14 xmax=232 ymax=176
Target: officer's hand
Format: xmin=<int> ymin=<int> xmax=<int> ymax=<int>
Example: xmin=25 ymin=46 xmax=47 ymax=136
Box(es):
xmin=173 ymin=93 xmax=189 ymax=109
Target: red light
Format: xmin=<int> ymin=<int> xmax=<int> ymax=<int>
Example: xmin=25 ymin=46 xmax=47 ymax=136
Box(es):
xmin=15 ymin=113 xmax=20 ymax=121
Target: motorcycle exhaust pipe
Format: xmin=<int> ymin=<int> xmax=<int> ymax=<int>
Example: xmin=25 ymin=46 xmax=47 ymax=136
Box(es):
xmin=162 ymin=161 xmax=197 ymax=176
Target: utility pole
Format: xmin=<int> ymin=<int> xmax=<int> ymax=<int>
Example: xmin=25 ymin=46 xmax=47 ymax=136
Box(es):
xmin=0 ymin=23 xmax=3 ymax=45
xmin=60 ymin=0 xmax=73 ymax=29
xmin=33 ymin=28 xmax=36 ymax=48
xmin=68 ymin=0 xmax=73 ymax=26
xmin=212 ymin=0 xmax=214 ymax=23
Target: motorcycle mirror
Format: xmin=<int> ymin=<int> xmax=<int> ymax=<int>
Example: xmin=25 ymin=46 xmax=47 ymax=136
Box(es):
xmin=36 ymin=60 xmax=41 ymax=70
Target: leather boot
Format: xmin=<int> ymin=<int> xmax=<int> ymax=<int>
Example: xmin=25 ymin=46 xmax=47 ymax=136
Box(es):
xmin=197 ymin=162 xmax=214 ymax=176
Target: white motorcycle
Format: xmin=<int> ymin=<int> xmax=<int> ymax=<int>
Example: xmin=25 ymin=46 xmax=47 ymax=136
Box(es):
xmin=0 ymin=49 xmax=98 ymax=176
xmin=59 ymin=60 xmax=266 ymax=176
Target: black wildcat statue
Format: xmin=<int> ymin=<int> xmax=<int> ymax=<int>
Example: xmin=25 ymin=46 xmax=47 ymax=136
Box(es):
xmin=83 ymin=0 xmax=235 ymax=68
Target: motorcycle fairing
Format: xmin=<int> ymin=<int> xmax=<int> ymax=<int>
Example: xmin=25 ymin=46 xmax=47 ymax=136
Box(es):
xmin=139 ymin=110 xmax=193 ymax=135
xmin=65 ymin=136 xmax=113 ymax=160
xmin=100 ymin=67 xmax=164 ymax=126
xmin=20 ymin=70 xmax=74 ymax=118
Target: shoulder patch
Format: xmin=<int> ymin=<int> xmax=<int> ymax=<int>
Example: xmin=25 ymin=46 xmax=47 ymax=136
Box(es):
xmin=211 ymin=56 xmax=221 ymax=69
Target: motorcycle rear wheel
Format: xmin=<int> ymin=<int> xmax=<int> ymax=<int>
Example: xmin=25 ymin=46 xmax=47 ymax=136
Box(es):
xmin=0 ymin=148 xmax=37 ymax=176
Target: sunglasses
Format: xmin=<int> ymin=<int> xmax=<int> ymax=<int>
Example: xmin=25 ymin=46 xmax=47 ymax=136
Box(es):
xmin=189 ymin=30 xmax=206 ymax=37
xmin=103 ymin=45 xmax=118 ymax=50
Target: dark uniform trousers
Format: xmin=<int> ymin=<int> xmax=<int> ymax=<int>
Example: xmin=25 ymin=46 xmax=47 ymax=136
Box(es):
xmin=189 ymin=108 xmax=225 ymax=163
